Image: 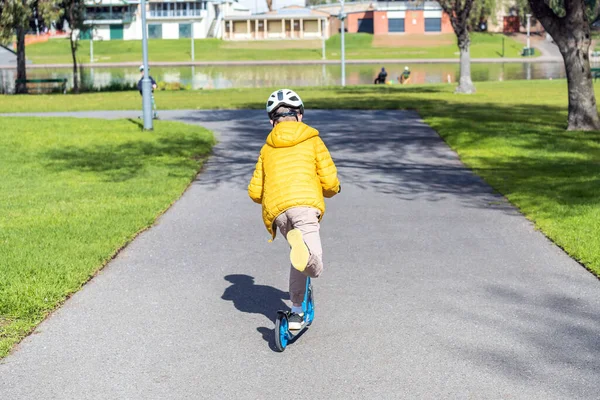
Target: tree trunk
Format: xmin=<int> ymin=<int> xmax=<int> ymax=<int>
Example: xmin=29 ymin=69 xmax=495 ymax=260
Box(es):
xmin=15 ymin=26 xmax=27 ymax=94
xmin=266 ymin=0 xmax=273 ymax=12
xmin=558 ymin=27 xmax=600 ymax=130
xmin=69 ymin=31 xmax=79 ymax=94
xmin=528 ymin=0 xmax=600 ymax=131
xmin=456 ymin=31 xmax=475 ymax=94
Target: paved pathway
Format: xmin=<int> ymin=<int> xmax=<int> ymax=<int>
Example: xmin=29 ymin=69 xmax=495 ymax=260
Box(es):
xmin=511 ymin=33 xmax=562 ymax=58
xmin=1 ymin=110 xmax=599 ymax=399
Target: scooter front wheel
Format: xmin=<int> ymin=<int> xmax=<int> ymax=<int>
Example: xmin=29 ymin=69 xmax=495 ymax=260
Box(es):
xmin=274 ymin=313 xmax=289 ymax=352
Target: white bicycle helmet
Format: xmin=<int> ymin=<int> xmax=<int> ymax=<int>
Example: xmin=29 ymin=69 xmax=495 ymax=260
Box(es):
xmin=266 ymin=89 xmax=304 ymax=118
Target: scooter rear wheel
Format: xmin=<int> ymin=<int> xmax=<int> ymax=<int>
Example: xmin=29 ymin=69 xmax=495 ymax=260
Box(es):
xmin=274 ymin=314 xmax=289 ymax=352
xmin=306 ymin=286 xmax=315 ymax=325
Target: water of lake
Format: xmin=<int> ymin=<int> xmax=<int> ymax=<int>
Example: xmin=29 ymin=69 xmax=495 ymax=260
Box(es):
xmin=0 ymin=62 xmax=569 ymax=93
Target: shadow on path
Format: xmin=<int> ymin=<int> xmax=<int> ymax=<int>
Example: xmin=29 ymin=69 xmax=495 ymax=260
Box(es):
xmin=172 ymin=110 xmax=515 ymax=215
xmin=221 ymin=274 xmax=290 ymax=351
xmin=435 ymin=273 xmax=600 ymax=397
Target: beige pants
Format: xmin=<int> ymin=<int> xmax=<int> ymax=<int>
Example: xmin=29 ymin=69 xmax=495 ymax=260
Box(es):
xmin=274 ymin=207 xmax=323 ymax=306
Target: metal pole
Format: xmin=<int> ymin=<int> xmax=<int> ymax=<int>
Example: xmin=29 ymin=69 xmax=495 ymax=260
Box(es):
xmin=526 ymin=14 xmax=531 ymax=50
xmin=322 ymin=20 xmax=326 ymax=60
xmin=90 ymin=35 xmax=94 ymax=63
xmin=34 ymin=9 xmax=39 ymax=35
xmin=140 ymin=0 xmax=153 ymax=130
xmin=340 ymin=0 xmax=345 ymax=87
xmin=191 ymin=21 xmax=195 ymax=61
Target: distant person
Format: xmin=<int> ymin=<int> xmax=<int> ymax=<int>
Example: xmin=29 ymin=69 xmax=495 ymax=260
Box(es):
xmin=138 ymin=65 xmax=158 ymax=119
xmin=137 ymin=65 xmax=157 ymax=94
xmin=374 ymin=67 xmax=388 ymax=84
xmin=399 ymin=66 xmax=411 ymax=84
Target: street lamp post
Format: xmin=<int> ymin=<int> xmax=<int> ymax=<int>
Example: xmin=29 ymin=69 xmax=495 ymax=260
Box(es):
xmin=340 ymin=0 xmax=346 ymax=87
xmin=191 ymin=22 xmax=195 ymax=62
xmin=140 ymin=0 xmax=153 ymax=130
xmin=322 ymin=19 xmax=326 ymax=60
xmin=526 ymin=14 xmax=532 ymax=50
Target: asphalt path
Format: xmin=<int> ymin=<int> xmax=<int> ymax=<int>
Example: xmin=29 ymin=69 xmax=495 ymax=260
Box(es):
xmin=0 ymin=110 xmax=599 ymax=399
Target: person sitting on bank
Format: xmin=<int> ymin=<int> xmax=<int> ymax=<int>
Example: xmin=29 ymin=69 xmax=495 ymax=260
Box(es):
xmin=399 ymin=66 xmax=411 ymax=84
xmin=374 ymin=67 xmax=388 ymax=84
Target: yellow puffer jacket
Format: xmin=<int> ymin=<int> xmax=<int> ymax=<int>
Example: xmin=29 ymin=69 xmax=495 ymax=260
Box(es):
xmin=248 ymin=121 xmax=340 ymax=238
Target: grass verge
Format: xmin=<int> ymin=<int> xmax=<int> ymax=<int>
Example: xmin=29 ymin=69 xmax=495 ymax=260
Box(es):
xmin=0 ymin=117 xmax=215 ymax=358
xmin=25 ymin=33 xmax=525 ymax=64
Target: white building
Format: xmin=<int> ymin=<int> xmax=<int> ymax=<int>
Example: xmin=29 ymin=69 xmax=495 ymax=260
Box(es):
xmin=82 ymin=0 xmax=250 ymax=41
xmin=0 ymin=45 xmax=18 ymax=66
xmin=223 ymin=6 xmax=330 ymax=40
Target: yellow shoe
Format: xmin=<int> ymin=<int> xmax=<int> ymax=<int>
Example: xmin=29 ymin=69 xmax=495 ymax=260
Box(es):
xmin=287 ymin=229 xmax=309 ymax=272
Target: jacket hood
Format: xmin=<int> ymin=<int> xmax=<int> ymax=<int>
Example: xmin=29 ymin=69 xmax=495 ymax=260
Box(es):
xmin=266 ymin=122 xmax=319 ymax=148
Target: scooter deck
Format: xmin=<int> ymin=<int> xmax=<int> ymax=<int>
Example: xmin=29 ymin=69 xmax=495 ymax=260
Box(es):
xmin=277 ymin=310 xmax=311 ymax=341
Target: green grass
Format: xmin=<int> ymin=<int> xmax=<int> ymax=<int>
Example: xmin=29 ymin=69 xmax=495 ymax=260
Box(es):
xmin=25 ymin=33 xmax=525 ymax=64
xmin=0 ymin=118 xmax=215 ymax=358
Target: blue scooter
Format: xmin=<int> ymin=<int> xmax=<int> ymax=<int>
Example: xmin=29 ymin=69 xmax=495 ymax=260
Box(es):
xmin=274 ymin=277 xmax=315 ymax=352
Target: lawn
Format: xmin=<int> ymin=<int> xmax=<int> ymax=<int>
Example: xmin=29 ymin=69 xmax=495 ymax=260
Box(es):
xmin=0 ymin=118 xmax=215 ymax=358
xmin=25 ymin=33 xmax=525 ymax=64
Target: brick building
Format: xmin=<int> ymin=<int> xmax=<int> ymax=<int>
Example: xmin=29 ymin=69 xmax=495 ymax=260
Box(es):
xmin=315 ymin=1 xmax=453 ymax=35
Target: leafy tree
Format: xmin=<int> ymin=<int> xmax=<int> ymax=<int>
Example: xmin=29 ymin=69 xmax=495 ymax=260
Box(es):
xmin=0 ymin=0 xmax=60 ymax=94
xmin=58 ymin=0 xmax=86 ymax=93
xmin=529 ymin=0 xmax=600 ymax=130
xmin=438 ymin=0 xmax=477 ymax=93
xmin=469 ymin=0 xmax=497 ymax=29
xmin=0 ymin=1 xmax=33 ymax=93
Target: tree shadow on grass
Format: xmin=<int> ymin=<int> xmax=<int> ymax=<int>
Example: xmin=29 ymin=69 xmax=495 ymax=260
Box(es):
xmin=126 ymin=118 xmax=144 ymax=130
xmin=43 ymin=134 xmax=214 ymax=182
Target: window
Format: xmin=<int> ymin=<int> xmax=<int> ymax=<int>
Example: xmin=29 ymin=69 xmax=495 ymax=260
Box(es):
xmin=424 ymin=18 xmax=441 ymax=32
xmin=388 ymin=18 xmax=405 ymax=33
xmin=179 ymin=23 xmax=192 ymax=38
xmin=79 ymin=29 xmax=92 ymax=40
xmin=148 ymin=24 xmax=162 ymax=39
xmin=176 ymin=3 xmax=186 ymax=17
xmin=357 ymin=18 xmax=374 ymax=33
xmin=148 ymin=2 xmax=205 ymax=18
